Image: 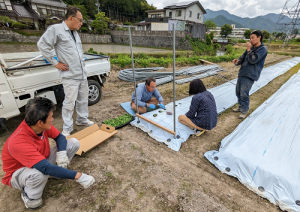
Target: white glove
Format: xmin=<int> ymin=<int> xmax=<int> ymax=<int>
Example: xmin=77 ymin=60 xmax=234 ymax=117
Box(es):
xmin=76 ymin=173 xmax=95 ymax=189
xmin=56 ymin=151 xmax=69 ymax=168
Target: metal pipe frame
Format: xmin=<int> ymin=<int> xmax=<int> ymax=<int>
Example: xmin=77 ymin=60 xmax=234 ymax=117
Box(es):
xmin=173 ymin=23 xmax=176 ymax=139
xmin=128 ymin=27 xmax=140 ymax=121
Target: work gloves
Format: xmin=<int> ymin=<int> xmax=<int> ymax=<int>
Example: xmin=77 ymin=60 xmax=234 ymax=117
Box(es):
xmin=158 ymin=103 xmax=165 ymax=109
xmin=76 ymin=173 xmax=95 ymax=188
xmin=148 ymin=104 xmax=156 ymax=109
xmin=56 ymin=151 xmax=69 ymax=168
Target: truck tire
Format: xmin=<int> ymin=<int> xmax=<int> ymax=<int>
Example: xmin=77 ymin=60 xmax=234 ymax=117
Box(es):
xmin=88 ymin=80 xmax=102 ymax=106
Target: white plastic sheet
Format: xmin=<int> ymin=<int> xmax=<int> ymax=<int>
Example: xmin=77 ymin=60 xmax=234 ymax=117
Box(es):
xmin=131 ymin=57 xmax=300 ymax=152
xmin=205 ymin=69 xmax=300 ymax=212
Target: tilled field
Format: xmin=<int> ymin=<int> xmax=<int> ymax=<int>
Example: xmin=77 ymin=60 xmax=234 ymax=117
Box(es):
xmin=0 ymin=54 xmax=296 ymax=212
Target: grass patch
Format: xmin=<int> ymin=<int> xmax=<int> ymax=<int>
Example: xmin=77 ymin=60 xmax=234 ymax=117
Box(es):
xmin=0 ymin=41 xmax=36 ymax=45
xmin=106 ymin=172 xmax=114 ymax=178
xmin=13 ymin=29 xmax=45 ymax=37
xmin=87 ymin=48 xmax=243 ymax=68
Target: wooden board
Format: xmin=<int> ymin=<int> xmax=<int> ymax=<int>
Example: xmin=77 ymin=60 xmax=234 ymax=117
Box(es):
xmin=200 ymin=59 xmax=215 ymax=65
xmin=136 ymin=113 xmax=176 ymax=135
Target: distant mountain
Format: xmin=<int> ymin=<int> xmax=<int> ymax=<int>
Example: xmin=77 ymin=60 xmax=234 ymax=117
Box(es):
xmin=257 ymin=13 xmax=291 ymax=24
xmin=204 ymin=9 xmax=292 ymax=32
xmin=204 ymin=9 xmax=250 ymax=25
xmin=242 ymin=17 xmax=276 ymax=33
xmin=211 ymin=15 xmax=244 ymax=28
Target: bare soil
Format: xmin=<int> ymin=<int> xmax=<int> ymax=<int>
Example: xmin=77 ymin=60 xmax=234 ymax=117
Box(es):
xmin=0 ymin=54 xmax=296 ymax=212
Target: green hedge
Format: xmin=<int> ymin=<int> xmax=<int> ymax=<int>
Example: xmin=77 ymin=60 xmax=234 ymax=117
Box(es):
xmin=11 ymin=22 xmax=26 ymax=29
xmin=80 ymin=27 xmax=89 ymax=33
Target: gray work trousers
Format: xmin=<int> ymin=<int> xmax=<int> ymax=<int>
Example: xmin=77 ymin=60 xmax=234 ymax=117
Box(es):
xmin=10 ymin=138 xmax=80 ymax=200
xmin=62 ymin=78 xmax=89 ymax=132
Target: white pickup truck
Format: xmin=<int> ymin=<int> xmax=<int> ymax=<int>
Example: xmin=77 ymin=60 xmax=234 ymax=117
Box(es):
xmin=0 ymin=52 xmax=111 ymax=130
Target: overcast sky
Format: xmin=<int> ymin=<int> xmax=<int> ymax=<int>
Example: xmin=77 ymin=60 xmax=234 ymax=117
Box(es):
xmin=146 ymin=0 xmax=290 ymax=18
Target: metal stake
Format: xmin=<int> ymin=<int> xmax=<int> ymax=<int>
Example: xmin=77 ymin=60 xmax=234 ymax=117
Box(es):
xmin=172 ymin=24 xmax=176 ymax=139
xmin=128 ymin=27 xmax=140 ymax=121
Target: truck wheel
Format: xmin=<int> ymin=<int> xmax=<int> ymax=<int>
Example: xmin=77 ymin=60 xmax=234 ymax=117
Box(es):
xmin=88 ymin=80 xmax=102 ymax=106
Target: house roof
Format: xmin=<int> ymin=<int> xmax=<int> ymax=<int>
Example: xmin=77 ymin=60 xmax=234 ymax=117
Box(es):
xmin=30 ymin=0 xmax=67 ymax=8
xmin=0 ymin=9 xmax=17 ymax=17
xmin=12 ymin=4 xmax=40 ymax=19
xmin=146 ymin=9 xmax=165 ymax=13
xmin=164 ymin=1 xmax=206 ymax=14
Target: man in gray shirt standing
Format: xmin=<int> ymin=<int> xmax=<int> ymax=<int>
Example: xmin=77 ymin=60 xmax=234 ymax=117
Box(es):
xmin=38 ymin=6 xmax=94 ymax=137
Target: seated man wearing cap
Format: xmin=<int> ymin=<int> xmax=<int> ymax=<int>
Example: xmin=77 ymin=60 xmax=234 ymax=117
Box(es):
xmin=232 ymin=30 xmax=268 ymax=119
xmin=131 ymin=77 xmax=165 ymax=114
xmin=1 ymin=97 xmax=95 ymax=209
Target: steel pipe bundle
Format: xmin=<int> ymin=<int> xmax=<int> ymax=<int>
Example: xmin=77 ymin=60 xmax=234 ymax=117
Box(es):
xmin=118 ymin=67 xmax=172 ymax=82
xmin=138 ymin=75 xmax=175 ymax=86
xmin=175 ymin=70 xmax=219 ymax=84
xmin=118 ymin=64 xmax=220 ymax=83
xmin=177 ymin=64 xmax=220 ymax=75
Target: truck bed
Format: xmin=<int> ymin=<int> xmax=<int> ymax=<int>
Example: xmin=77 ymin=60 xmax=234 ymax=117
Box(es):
xmin=0 ymin=51 xmax=111 ymax=117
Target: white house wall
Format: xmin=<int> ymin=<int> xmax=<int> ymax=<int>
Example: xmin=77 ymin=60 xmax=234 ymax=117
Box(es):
xmin=165 ymin=9 xmax=172 ymax=18
xmin=4 ymin=0 xmax=12 ymax=10
xmin=147 ymin=11 xmax=165 ymax=18
xmin=4 ymin=0 xmax=10 ymax=6
xmin=164 ymin=5 xmax=203 ymax=24
xmin=151 ymin=23 xmax=168 ymax=31
xmin=165 ymin=9 xmax=186 ymax=19
xmin=31 ymin=3 xmax=37 ymax=10
xmin=185 ymin=3 xmax=203 ymax=23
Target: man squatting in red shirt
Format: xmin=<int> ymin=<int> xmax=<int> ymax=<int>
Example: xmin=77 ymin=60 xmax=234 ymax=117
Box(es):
xmin=1 ymin=97 xmax=95 ymax=209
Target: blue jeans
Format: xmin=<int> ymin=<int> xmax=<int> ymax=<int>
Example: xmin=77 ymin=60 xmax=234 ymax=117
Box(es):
xmin=236 ymin=76 xmax=254 ymax=114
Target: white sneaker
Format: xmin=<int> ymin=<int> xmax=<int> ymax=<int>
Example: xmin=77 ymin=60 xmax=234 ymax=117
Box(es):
xmin=61 ymin=130 xmax=71 ymax=137
xmin=21 ymin=191 xmax=43 ymax=209
xmin=75 ymin=119 xmax=94 ymax=126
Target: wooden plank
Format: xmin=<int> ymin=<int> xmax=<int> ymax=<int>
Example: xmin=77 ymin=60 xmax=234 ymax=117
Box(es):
xmin=136 ymin=113 xmax=176 ymax=135
xmin=200 ymin=59 xmax=215 ymax=65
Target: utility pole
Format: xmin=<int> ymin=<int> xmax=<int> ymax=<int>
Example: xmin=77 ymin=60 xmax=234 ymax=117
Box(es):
xmin=276 ymin=0 xmax=300 ymax=48
xmin=95 ymin=0 xmax=100 ymax=14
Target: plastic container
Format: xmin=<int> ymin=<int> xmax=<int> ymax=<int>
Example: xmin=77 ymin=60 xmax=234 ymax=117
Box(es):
xmin=166 ymin=104 xmax=173 ymax=115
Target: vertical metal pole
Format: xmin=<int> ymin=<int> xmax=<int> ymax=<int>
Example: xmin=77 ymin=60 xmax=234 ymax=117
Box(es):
xmin=172 ymin=24 xmax=176 ymax=138
xmin=129 ymin=27 xmax=140 ymax=121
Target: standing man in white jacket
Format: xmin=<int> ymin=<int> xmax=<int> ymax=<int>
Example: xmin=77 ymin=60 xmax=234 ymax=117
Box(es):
xmin=38 ymin=6 xmax=94 ymax=137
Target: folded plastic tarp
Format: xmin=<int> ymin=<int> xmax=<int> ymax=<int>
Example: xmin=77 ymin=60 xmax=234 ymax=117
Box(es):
xmin=131 ymin=57 xmax=300 ymax=151
xmin=205 ymin=69 xmax=300 ymax=212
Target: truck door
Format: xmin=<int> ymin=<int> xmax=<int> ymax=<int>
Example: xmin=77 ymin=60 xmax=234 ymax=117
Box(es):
xmin=0 ymin=68 xmax=20 ymax=119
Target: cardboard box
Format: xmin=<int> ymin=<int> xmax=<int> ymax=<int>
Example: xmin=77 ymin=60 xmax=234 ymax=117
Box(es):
xmin=66 ymin=124 xmax=117 ymax=156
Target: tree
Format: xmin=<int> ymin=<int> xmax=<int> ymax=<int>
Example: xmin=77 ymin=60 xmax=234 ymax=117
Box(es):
xmin=205 ymin=34 xmax=212 ymax=45
xmin=262 ymin=30 xmax=270 ymax=40
xmin=244 ymin=29 xmax=251 ymax=39
xmin=292 ymin=28 xmax=299 ymax=38
xmin=282 ymin=33 xmax=287 ymax=39
xmin=204 ymin=19 xmax=217 ymax=32
xmin=220 ymin=24 xmax=232 ymax=38
xmin=272 ymin=31 xmax=277 ymax=38
xmin=73 ymin=4 xmax=89 ymax=20
xmin=276 ymin=32 xmax=282 ymax=38
xmin=208 ymin=31 xmax=214 ymax=40
xmin=91 ymin=12 xmax=109 ymax=34
xmin=0 ymin=15 xmax=13 ymax=24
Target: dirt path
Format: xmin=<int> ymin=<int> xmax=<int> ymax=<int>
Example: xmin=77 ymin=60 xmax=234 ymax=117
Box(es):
xmin=0 ymin=54 xmax=296 ymax=212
